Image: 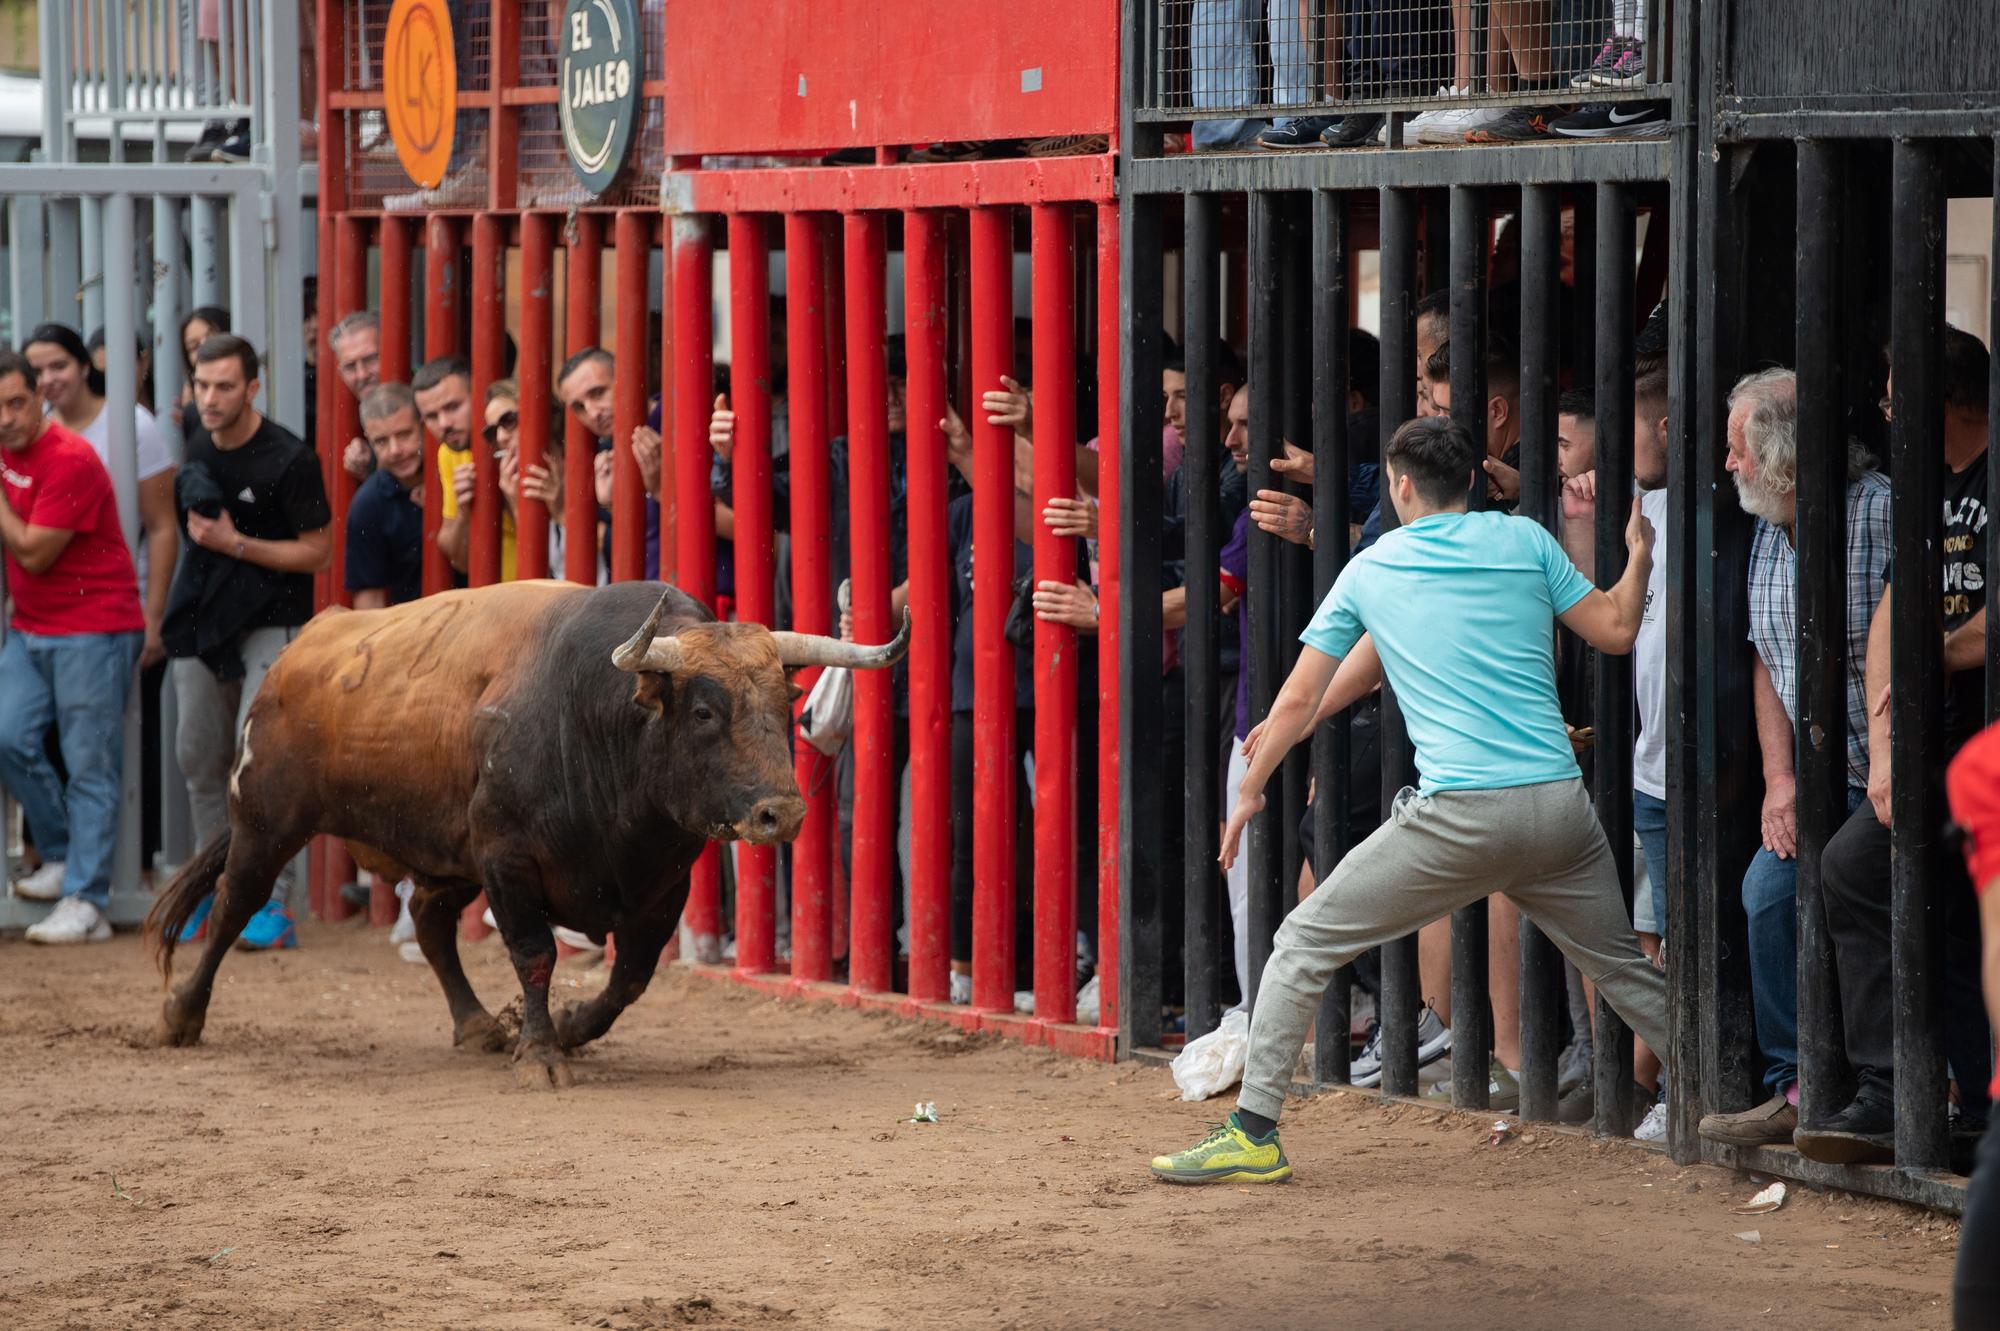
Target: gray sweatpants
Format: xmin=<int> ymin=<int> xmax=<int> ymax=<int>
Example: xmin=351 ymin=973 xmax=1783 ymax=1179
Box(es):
xmin=1238 ymin=777 xmax=1669 ymax=1122
xmin=172 ymin=625 xmax=299 ymax=904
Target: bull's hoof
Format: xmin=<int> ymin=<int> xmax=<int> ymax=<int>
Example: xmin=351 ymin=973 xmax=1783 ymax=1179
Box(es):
xmin=551 ymin=1001 xmax=599 ymax=1052
xmin=149 ymin=1001 xmax=206 ymax=1048
xmin=512 ymin=1044 xmax=574 ymax=1090
xmin=452 ymin=1011 xmax=511 ymax=1054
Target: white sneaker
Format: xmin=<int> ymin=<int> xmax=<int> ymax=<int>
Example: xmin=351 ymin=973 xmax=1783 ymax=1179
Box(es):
xmin=13 ymin=859 xmax=66 ymax=901
xmin=1416 ymin=100 xmax=1504 ymax=145
xmin=553 ymin=926 xmax=601 ymax=953
xmin=948 ymin=971 xmax=972 ymax=1005
xmin=389 ymin=897 xmax=417 ymax=945
xmin=26 ymin=895 xmax=111 ymax=944
xmin=1634 ymin=1100 xmax=1668 ymax=1142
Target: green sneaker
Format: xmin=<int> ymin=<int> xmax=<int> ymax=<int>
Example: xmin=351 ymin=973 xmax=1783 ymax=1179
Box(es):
xmin=1149 ymin=1113 xmax=1293 ymax=1184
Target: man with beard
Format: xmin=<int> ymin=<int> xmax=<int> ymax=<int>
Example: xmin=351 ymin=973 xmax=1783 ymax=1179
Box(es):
xmin=422 ymin=356 xmax=510 ymax=583
xmin=1696 ymin=369 xmax=1891 ymax=1149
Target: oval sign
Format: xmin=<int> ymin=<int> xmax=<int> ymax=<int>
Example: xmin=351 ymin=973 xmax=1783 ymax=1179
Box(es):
xmin=383 ymin=0 xmax=457 ymax=188
xmin=559 ymin=0 xmax=642 ymax=196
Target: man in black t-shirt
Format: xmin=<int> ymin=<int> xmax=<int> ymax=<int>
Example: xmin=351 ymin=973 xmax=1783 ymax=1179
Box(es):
xmin=163 ymin=334 xmax=332 ymax=950
xmin=346 ymin=382 xmax=425 ymax=608
xmin=1803 ymin=325 xmax=1995 ymax=1164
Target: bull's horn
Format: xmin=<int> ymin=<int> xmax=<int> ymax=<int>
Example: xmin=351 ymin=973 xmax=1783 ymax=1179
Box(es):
xmin=611 ymin=588 xmax=687 ymax=673
xmin=770 ymin=609 xmax=912 ymax=670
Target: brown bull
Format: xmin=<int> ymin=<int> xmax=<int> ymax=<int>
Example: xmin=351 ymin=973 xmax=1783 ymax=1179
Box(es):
xmin=144 ymin=580 xmax=907 ymax=1087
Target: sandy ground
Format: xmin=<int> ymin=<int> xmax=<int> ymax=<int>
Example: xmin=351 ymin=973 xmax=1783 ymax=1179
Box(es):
xmin=0 ymin=921 xmax=1964 ymax=1331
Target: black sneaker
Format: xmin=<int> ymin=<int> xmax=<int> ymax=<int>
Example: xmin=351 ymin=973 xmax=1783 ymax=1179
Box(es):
xmin=1465 ymin=106 xmax=1562 ymax=143
xmin=1551 ymin=100 xmax=1668 ymax=139
xmin=184 ymin=118 xmax=233 ymax=162
xmin=1319 ymin=113 xmax=1387 ymax=148
xmin=209 ymin=130 xmax=252 ymax=162
xmin=1794 ymin=1087 xmax=1896 ymax=1165
xmin=1256 ymin=116 xmax=1337 ymax=149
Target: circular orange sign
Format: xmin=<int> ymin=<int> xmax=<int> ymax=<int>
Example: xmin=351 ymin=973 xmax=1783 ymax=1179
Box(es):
xmin=384 ymin=0 xmax=457 ymax=188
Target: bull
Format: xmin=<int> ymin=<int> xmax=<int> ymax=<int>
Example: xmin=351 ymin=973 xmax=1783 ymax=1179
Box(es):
xmin=145 ymin=580 xmax=907 ymax=1087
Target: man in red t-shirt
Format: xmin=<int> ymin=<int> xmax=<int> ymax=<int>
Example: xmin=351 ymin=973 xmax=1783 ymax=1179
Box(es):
xmin=0 ymin=348 xmax=144 ymax=944
xmin=1945 ymin=725 xmax=2000 ymax=1327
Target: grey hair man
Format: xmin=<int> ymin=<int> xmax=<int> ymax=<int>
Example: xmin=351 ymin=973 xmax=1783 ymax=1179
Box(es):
xmin=331 ymin=311 xmax=384 ymax=482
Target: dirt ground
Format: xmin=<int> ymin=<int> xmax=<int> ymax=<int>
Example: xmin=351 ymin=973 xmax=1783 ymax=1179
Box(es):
xmin=0 ymin=922 xmax=1964 ymax=1331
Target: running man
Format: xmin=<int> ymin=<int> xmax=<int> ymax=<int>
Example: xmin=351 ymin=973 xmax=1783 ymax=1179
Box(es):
xmin=1150 ymin=416 xmax=1669 ymax=1183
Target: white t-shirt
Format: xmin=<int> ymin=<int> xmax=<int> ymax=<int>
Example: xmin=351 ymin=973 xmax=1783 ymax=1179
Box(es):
xmin=1631 ymin=485 xmax=1669 ymax=799
xmin=78 ymin=402 xmax=175 ymax=482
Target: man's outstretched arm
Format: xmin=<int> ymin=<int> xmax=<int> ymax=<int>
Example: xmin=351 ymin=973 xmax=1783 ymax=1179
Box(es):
xmin=1220 ymin=643 xmax=1342 ymax=868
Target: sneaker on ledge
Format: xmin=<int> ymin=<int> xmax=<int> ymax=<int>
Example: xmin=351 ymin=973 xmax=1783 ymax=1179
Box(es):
xmin=1257 ymin=117 xmax=1337 ymax=149
xmin=1697 ymin=1091 xmax=1796 ymax=1147
xmin=1552 ymin=101 xmax=1668 ymax=139
xmin=1592 ymin=37 xmax=1648 ymax=86
xmin=1573 ymin=34 xmax=1640 ymax=88
xmin=1634 ymin=1099 xmax=1668 ymax=1142
xmin=12 ymin=859 xmax=66 ymax=901
xmin=25 ymin=895 xmax=111 ymax=945
xmin=1465 ymin=105 xmax=1563 ymax=143
xmin=1319 ymin=114 xmax=1387 ymax=148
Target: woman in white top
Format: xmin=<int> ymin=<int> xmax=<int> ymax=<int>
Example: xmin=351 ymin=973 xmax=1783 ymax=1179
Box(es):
xmin=22 ymin=323 xmax=179 ymax=669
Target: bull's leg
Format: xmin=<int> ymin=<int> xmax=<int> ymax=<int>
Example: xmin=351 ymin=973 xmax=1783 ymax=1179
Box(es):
xmin=155 ymin=829 xmax=305 ymax=1047
xmin=553 ymin=920 xmax=671 ymax=1052
xmin=482 ymin=870 xmax=570 ymax=1090
xmin=410 ymin=880 xmax=508 ymax=1053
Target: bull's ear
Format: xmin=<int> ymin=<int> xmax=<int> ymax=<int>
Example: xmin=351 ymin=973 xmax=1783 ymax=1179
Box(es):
xmin=631 ymin=670 xmax=671 ymax=717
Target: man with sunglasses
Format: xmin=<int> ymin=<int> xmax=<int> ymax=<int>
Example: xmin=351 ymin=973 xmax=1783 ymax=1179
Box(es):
xmin=346 ymin=383 xmax=426 ymax=609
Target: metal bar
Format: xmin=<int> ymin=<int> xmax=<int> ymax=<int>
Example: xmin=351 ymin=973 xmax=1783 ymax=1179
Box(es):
xmin=785 ymin=212 xmax=834 ymax=987
xmin=1031 ymin=202 xmax=1080 ymax=1025
xmin=1591 ymin=181 xmax=1638 ymax=1138
xmin=1516 ymin=181 xmax=1565 ymax=1123
xmin=516 ymin=213 xmax=556 ymax=581
xmin=1096 ymin=197 xmax=1124 ymax=1035
xmin=969 ymin=204 xmax=1018 ymax=1014
xmin=610 ymin=211 xmax=649 ymax=582
xmin=332 ymin=214 xmax=369 ymax=602
xmin=421 ymin=215 xmax=460 ymax=597
xmin=1447 ymin=182 xmax=1492 ymax=1112
xmin=150 ymin=194 xmax=184 ymax=445
xmin=1793 ymin=139 xmax=1852 ymax=1134
xmin=845 ymin=210 xmax=894 ymax=995
xmin=101 ymin=188 xmax=143 ymax=914
xmin=469 ymin=213 xmax=507 ymax=588
xmin=81 ymin=196 xmax=105 ymax=339
xmin=563 ymin=213 xmax=602 ymax=587
xmin=728 ymin=212 xmax=778 ymax=977
xmin=1376 ymin=185 xmax=1422 ymax=1099
xmin=669 ymin=214 xmax=722 ymax=963
xmin=1309 ymin=186 xmax=1354 ymax=1087
xmin=1888 ymin=136 xmax=1949 ymax=1172
xmin=379 ymin=218 xmax=413 ymax=383
xmin=903 ymin=208 xmax=953 ymax=1005
xmin=1244 ymin=191 xmax=1282 ymax=1014
xmin=1182 ymin=190 xmax=1221 ymax=1042
xmin=658 ymin=218 xmax=677 ymax=587
xmin=1126 ymin=144 xmax=1672 ymax=196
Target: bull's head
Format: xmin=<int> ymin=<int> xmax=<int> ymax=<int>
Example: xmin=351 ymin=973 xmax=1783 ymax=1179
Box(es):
xmin=610 ymin=589 xmax=911 ymax=845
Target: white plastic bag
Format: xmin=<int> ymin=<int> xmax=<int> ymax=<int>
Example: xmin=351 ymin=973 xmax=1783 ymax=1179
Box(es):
xmin=1074 ymin=975 xmax=1101 ymax=1026
xmin=1170 ymin=1008 xmax=1250 ymax=1101
xmin=798 ymin=665 xmax=854 ymax=755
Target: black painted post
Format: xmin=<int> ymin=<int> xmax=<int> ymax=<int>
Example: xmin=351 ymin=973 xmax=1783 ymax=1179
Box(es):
xmin=1245 ymin=190 xmax=1284 ymax=1013
xmin=1278 ymin=198 xmax=1313 ymax=941
xmin=1182 ymin=191 xmax=1222 ymax=1041
xmin=1376 ymin=185 xmax=1422 ymax=1099
xmin=1517 ymin=181 xmax=1566 ymax=1124
xmin=1571 ymin=187 xmax=1599 ymax=401
xmin=1447 ymin=182 xmax=1492 ymax=1111
xmin=1793 ymin=139 xmax=1857 ymax=1132
xmin=1310 ymin=187 xmax=1355 ymax=1086
xmin=1887 ymin=137 xmax=1949 ymax=1172
xmin=1591 ymin=181 xmax=1639 ymax=1138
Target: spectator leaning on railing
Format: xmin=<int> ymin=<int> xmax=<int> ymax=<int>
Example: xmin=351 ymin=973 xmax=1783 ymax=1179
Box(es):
xmin=0 ymin=348 xmax=145 ymax=945
xmin=330 ymin=310 xmax=384 ymax=484
xmin=346 ymin=383 xmax=428 ymax=610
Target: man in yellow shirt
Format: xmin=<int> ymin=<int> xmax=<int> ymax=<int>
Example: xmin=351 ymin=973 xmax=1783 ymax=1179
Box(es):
xmin=414 ymin=355 xmax=516 ymax=582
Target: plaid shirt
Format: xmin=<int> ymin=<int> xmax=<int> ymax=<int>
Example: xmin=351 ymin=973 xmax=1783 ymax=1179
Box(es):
xmin=1746 ymin=469 xmax=1892 ymax=789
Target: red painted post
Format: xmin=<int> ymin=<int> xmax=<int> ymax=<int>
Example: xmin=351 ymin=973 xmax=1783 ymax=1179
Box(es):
xmin=379 ymin=217 xmax=413 ymax=385
xmin=516 ymin=213 xmax=556 ymax=580
xmin=1094 ymin=201 xmax=1121 ymax=1032
xmin=902 ymin=208 xmax=952 ymax=1004
xmin=671 ymin=215 xmax=722 ymax=961
xmin=821 ymin=214 xmax=847 ymax=440
xmin=785 ymin=213 xmax=834 ymax=984
xmin=421 ymin=215 xmax=460 ymax=598
xmin=1030 ymin=203 xmax=1079 ymax=1024
xmin=844 ymin=211 xmax=893 ymax=994
xmin=469 ymin=212 xmax=505 ymax=587
xmin=331 ymin=216 xmax=367 ymax=607
xmin=968 ymin=205 xmax=1017 ymax=1013
xmin=657 ymin=217 xmax=677 ymax=584
xmin=611 ymin=211 xmax=649 ymax=582
xmin=729 ymin=212 xmax=777 ymax=976
xmin=563 ymin=212 xmax=603 ymax=586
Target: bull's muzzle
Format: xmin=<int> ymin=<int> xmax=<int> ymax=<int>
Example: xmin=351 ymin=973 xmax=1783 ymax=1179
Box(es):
xmin=734 ymin=795 xmax=807 ymax=845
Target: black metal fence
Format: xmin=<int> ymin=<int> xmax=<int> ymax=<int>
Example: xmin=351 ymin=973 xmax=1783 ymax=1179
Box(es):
xmin=1116 ymin=0 xmax=1998 ymax=1214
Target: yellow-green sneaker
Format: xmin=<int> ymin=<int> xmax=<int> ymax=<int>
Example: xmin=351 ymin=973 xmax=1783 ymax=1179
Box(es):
xmin=1149 ymin=1113 xmax=1293 ymax=1184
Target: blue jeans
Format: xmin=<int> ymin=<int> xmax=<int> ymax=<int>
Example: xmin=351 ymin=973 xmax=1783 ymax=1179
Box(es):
xmin=1632 ymin=789 xmax=1667 ymax=938
xmin=0 ymin=629 xmax=140 ymax=910
xmin=1189 ymin=0 xmax=1311 ymax=146
xmin=1742 ymin=785 xmax=1868 ymax=1095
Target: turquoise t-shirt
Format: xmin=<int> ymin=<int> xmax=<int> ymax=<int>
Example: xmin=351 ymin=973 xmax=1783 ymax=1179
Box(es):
xmin=1299 ymin=509 xmax=1595 ymax=794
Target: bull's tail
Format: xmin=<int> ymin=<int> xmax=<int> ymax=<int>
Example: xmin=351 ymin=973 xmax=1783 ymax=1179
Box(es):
xmin=144 ymin=830 xmax=231 ymax=982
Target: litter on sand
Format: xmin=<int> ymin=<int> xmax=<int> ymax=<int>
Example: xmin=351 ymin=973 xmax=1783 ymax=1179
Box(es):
xmin=1733 ymin=1230 xmax=1761 ymax=1244
xmin=901 ymin=1101 xmax=940 ymax=1124
xmin=1488 ymin=1120 xmax=1518 ymax=1146
xmin=1732 ymin=1181 xmax=1788 ymax=1215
